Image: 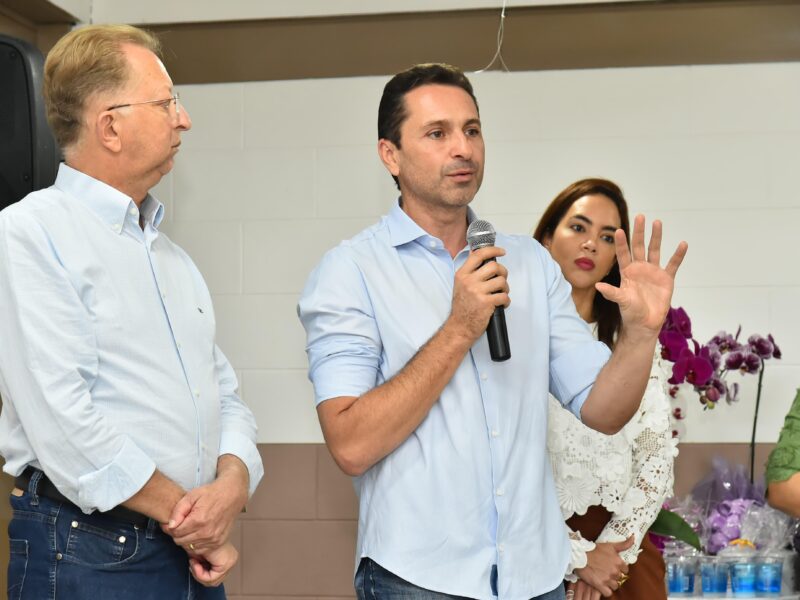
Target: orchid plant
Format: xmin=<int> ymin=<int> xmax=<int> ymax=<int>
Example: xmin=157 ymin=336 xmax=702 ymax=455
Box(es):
xmin=658 ymin=307 xmax=782 ymax=482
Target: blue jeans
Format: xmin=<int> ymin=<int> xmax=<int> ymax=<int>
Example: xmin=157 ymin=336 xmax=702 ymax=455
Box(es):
xmin=6 ymin=474 xmax=226 ymax=600
xmin=355 ymin=558 xmax=565 ymax=600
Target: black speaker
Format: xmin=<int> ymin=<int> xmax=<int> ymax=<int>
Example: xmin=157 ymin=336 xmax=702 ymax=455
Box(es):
xmin=0 ymin=34 xmax=60 ymax=211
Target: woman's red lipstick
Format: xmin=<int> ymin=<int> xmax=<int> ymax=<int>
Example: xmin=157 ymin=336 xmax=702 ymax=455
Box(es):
xmin=575 ymin=257 xmax=595 ymax=270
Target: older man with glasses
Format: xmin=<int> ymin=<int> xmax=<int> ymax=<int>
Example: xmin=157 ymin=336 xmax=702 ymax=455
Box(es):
xmin=0 ymin=24 xmax=262 ymax=599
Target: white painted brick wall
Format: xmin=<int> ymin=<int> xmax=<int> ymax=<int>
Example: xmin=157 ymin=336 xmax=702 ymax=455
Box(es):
xmin=160 ymin=63 xmax=800 ymax=444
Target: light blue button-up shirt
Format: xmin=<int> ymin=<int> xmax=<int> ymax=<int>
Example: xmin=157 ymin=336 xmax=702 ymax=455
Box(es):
xmin=0 ymin=164 xmax=262 ymax=513
xmin=298 ymin=202 xmax=611 ymax=600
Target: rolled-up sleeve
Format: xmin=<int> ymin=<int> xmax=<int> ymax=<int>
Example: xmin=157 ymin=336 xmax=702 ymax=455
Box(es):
xmin=215 ymin=345 xmax=263 ymax=497
xmin=0 ymin=211 xmax=156 ymax=513
xmin=541 ymin=247 xmax=611 ymax=419
xmin=297 ymin=247 xmax=382 ymax=405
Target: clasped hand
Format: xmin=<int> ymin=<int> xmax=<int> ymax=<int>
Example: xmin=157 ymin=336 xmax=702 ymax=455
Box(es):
xmin=569 ymin=537 xmax=634 ymax=599
xmin=163 ymin=470 xmax=249 ymax=586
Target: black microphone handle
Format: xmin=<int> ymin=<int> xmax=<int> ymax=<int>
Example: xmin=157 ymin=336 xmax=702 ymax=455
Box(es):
xmin=487 ymin=305 xmax=511 ymax=362
xmin=477 ymin=257 xmax=511 ymax=362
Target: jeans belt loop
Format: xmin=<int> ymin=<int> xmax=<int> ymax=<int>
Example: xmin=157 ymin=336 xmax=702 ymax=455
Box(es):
xmin=27 ymin=469 xmax=43 ymax=506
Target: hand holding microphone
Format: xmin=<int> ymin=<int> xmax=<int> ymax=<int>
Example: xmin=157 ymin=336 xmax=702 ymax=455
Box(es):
xmin=449 ymin=219 xmax=511 ymax=362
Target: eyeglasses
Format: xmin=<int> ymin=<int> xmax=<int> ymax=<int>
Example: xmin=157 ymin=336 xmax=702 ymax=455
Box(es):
xmin=107 ymin=93 xmax=181 ymax=116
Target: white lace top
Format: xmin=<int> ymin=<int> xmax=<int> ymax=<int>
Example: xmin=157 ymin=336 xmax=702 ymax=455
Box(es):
xmin=547 ymin=346 xmax=678 ymax=576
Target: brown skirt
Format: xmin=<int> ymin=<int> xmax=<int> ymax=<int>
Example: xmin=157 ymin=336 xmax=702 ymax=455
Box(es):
xmin=566 ymin=504 xmax=666 ymax=599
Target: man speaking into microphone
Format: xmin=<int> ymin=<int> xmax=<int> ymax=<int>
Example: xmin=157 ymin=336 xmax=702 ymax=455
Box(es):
xmin=298 ymin=63 xmax=687 ymax=600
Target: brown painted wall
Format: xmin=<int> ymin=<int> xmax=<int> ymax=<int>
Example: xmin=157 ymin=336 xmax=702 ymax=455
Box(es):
xmin=0 ymin=442 xmax=782 ymax=597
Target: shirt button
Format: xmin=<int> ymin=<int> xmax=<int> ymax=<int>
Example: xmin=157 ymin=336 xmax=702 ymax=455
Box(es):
xmin=428 ymin=240 xmax=436 ymax=248
xmin=498 ymin=543 xmax=505 ymax=553
xmin=194 ymin=390 xmax=200 ymax=398
xmin=112 ymin=224 xmax=122 ymax=232
xmin=496 ymin=488 xmax=504 ymax=496
xmin=177 ymin=342 xmax=182 ymax=349
xmin=56 ymin=552 xmax=63 ymax=560
xmin=161 ymin=292 xmax=167 ymax=299
xmin=71 ymin=521 xmax=78 ymax=528
xmin=480 ymin=373 xmax=488 ymax=381
xmin=491 ymin=430 xmax=499 ymax=438
xmin=118 ymin=536 xmax=126 ymax=543
xmin=129 ymin=207 xmax=137 ymax=216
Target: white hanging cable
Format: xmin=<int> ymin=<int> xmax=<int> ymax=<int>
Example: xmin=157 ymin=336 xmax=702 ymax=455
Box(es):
xmin=476 ymin=0 xmax=510 ymax=73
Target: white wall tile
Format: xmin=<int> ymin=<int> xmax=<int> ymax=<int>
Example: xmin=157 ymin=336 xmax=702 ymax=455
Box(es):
xmin=475 ymin=67 xmax=693 ymax=142
xmin=769 ymin=287 xmax=800 ymax=367
xmin=479 ymin=133 xmax=776 ymax=217
xmin=474 ymin=141 xmax=551 ymax=217
xmin=165 ymin=62 xmax=800 ymax=443
xmin=534 ymin=67 xmax=693 ymax=140
xmin=766 ymin=133 xmax=800 ymax=207
xmin=176 ymin=83 xmax=244 ymax=150
xmin=314 ymin=145 xmax=399 ymax=218
xmin=171 ymin=148 xmax=315 ymax=221
xmin=688 ymin=63 xmax=800 ymax=135
xmin=680 ymin=365 xmax=799 ymax=443
xmin=243 ymin=77 xmax=383 ymax=149
xmin=472 ymin=71 xmax=544 ymax=142
xmin=756 ymin=365 xmax=800 ymax=443
xmin=241 ymin=369 xmax=324 ymax=444
xmin=213 ymin=294 xmax=307 ymax=369
xmin=165 ymin=222 xmax=242 ymax=294
xmin=669 ymin=287 xmax=771 ymax=346
xmin=657 ymin=209 xmax=799 ymax=288
xmin=243 ymin=218 xmax=374 ymax=294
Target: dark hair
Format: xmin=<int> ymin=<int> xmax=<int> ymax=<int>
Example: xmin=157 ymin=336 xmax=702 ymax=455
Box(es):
xmin=533 ymin=178 xmax=631 ymax=349
xmin=378 ymin=63 xmax=478 ymax=189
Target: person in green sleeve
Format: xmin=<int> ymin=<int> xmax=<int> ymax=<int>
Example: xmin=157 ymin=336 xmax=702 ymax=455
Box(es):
xmin=766 ymin=389 xmax=800 ymax=516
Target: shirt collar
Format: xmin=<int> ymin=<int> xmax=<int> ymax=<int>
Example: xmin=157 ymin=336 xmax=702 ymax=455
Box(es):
xmin=140 ymin=193 xmax=165 ymax=229
xmin=54 ymin=163 xmax=165 ymax=233
xmin=386 ymin=197 xmax=478 ymax=249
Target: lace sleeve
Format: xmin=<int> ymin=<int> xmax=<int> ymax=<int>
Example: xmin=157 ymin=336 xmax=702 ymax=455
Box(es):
xmin=595 ymin=355 xmax=677 ymax=564
xmin=564 ymin=525 xmax=597 ymax=582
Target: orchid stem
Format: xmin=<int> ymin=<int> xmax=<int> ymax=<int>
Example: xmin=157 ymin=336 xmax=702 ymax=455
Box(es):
xmin=749 ymin=362 xmax=766 ymax=485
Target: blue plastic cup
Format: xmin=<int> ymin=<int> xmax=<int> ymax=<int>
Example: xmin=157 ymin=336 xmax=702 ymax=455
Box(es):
xmin=700 ymin=555 xmax=728 ymax=597
xmin=730 ymin=560 xmax=757 ymax=597
xmin=755 ymin=554 xmax=783 ymax=597
xmin=666 ymin=555 xmax=696 ymax=596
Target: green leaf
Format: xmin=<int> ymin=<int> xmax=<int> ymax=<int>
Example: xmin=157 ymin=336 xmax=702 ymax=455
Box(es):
xmin=649 ymin=509 xmax=701 ymax=551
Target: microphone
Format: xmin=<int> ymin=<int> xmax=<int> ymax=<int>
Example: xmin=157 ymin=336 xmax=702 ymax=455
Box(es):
xmin=466 ymin=219 xmax=511 ymax=362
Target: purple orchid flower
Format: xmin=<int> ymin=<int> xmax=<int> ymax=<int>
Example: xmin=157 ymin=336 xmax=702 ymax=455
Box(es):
xmin=706 ymin=344 xmax=722 ymax=370
xmin=725 ymin=348 xmax=761 ymax=373
xmin=725 ymin=350 xmax=745 ymax=370
xmin=704 ymin=377 xmax=727 ymax=404
xmin=664 ymin=307 xmax=693 ymax=338
xmin=742 ymin=351 xmax=762 ymax=374
xmin=669 ymin=347 xmax=714 ymax=387
xmin=769 ymin=334 xmax=782 ymax=359
xmin=659 ymin=329 xmax=689 ymax=361
xmin=748 ymin=334 xmax=775 ymax=359
xmin=704 ymin=387 xmax=719 ymax=404
xmin=710 ymin=330 xmax=741 ymax=353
